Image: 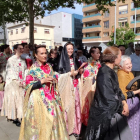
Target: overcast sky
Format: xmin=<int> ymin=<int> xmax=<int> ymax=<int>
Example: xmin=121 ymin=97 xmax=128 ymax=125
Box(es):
xmin=45 ymin=3 xmax=83 ymax=16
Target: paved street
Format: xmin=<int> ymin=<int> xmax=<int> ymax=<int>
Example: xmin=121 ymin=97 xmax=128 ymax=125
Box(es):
xmin=0 ymin=115 xmax=76 ymax=140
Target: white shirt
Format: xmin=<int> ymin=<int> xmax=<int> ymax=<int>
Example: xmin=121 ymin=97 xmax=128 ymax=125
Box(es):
xmin=130 ymin=53 xmax=140 ymax=71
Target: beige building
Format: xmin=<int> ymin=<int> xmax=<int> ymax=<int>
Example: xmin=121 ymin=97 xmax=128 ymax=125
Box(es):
xmin=82 ymin=0 xmax=140 ymax=47
xmin=7 ymin=23 xmax=54 ymax=49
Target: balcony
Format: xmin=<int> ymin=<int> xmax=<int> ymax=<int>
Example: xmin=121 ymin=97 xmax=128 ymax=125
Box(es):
xmin=83 ymin=3 xmax=95 ymax=8
xmin=82 ymin=36 xmax=101 ymax=42
xmin=83 ymin=3 xmax=97 ymax=13
xmin=82 ymin=13 xmax=102 ymax=23
xmin=131 ymin=7 xmax=140 ymax=11
xmin=83 ymin=36 xmax=101 ymax=39
xmin=131 ymin=21 xmax=140 ymax=24
xmin=82 ymin=25 xmax=101 ymax=33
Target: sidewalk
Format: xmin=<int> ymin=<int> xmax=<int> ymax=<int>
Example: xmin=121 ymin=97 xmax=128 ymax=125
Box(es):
xmin=0 ymin=116 xmax=76 ymax=140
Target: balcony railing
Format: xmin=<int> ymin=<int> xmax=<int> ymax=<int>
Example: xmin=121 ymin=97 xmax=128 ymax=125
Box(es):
xmin=131 ymin=7 xmax=140 ymax=11
xmin=131 ymin=21 xmax=140 ymax=24
xmin=83 ymin=25 xmax=101 ymax=29
xmin=83 ymin=13 xmax=101 ymax=19
xmin=83 ymin=3 xmax=95 ymax=8
xmin=83 ymin=36 xmax=101 ymax=39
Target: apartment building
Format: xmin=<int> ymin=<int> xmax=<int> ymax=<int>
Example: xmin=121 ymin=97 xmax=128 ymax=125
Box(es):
xmin=82 ymin=0 xmax=140 ymax=47
xmin=36 ymin=12 xmax=83 ymax=46
xmin=7 ymin=23 xmax=54 ymax=49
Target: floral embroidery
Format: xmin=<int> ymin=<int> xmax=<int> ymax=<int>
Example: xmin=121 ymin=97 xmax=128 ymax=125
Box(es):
xmin=83 ymin=69 xmax=90 ymax=78
xmin=19 ymin=71 xmax=23 ymax=79
xmin=73 ymin=79 xmax=79 ymax=87
xmin=26 ymin=75 xmax=34 ymax=85
xmin=40 ymin=64 xmax=51 ymax=74
xmin=19 ymin=63 xmax=21 ymax=66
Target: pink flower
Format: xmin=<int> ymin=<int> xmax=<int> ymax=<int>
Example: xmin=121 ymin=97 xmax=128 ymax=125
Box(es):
xmin=73 ymin=79 xmax=79 ymax=87
xmin=44 ymin=88 xmax=53 ymax=101
xmin=19 ymin=63 xmax=21 ymax=66
xmin=19 ymin=71 xmax=23 ymax=79
xmin=41 ymin=64 xmax=51 ymax=74
xmin=55 ymin=74 xmax=58 ymax=79
xmin=83 ymin=69 xmax=90 ymax=78
xmin=51 ymin=110 xmax=54 ymax=116
xmin=26 ymin=75 xmax=34 ymax=85
xmin=95 ymin=70 xmax=97 ymax=75
xmin=97 ymin=63 xmax=101 ymax=69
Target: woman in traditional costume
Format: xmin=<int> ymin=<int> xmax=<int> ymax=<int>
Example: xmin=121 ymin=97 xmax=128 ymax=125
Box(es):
xmin=81 ymin=47 xmax=101 ymax=126
xmin=1 ymin=44 xmax=27 ymax=127
xmin=117 ymin=55 xmax=140 ymax=140
xmin=58 ymin=42 xmax=81 ymax=137
xmin=85 ymin=47 xmax=133 ymax=140
xmin=19 ymin=46 xmax=69 ymax=140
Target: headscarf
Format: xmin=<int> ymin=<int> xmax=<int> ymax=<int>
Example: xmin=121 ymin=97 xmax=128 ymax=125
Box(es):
xmin=58 ymin=42 xmax=79 ymax=74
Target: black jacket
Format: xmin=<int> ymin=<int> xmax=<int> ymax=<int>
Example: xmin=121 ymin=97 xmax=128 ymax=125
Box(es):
xmin=85 ymin=64 xmax=125 ymax=140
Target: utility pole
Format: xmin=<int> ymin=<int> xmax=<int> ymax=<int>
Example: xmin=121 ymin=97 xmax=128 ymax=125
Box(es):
xmin=114 ymin=0 xmax=117 ymax=45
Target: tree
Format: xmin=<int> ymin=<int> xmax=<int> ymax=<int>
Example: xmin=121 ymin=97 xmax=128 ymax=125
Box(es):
xmin=108 ymin=23 xmax=136 ymax=47
xmin=0 ymin=0 xmax=139 ymax=45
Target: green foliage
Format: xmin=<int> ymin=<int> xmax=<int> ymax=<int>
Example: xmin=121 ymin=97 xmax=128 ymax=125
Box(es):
xmin=108 ymin=23 xmax=136 ymax=48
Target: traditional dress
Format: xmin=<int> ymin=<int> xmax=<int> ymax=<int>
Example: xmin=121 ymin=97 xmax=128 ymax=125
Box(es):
xmin=80 ymin=58 xmax=101 ymax=126
xmin=118 ymin=69 xmax=140 ymax=140
xmin=0 ymin=82 xmax=4 ymax=109
xmin=85 ymin=64 xmax=133 ymax=140
xmin=1 ymin=55 xmax=27 ymax=120
xmin=19 ymin=62 xmax=69 ymax=140
xmin=58 ymin=44 xmax=81 ymax=135
xmin=0 ymin=52 xmax=11 ymax=80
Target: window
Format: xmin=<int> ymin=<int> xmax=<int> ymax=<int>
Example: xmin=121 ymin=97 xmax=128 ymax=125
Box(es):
xmin=11 ymin=30 xmax=13 ymax=35
xmin=16 ymin=29 xmax=18 ymax=34
xmin=42 ymin=42 xmax=46 ymax=45
xmin=103 ymin=32 xmax=109 ymax=37
xmin=104 ymin=21 xmax=109 ymax=28
xmin=119 ymin=5 xmax=128 ymax=15
xmin=21 ymin=27 xmax=25 ymax=33
xmin=104 ymin=11 xmax=109 ymax=17
xmin=118 ymin=18 xmax=128 ymax=27
xmin=44 ymin=29 xmax=50 ymax=34
xmin=34 ymin=28 xmax=37 ymax=33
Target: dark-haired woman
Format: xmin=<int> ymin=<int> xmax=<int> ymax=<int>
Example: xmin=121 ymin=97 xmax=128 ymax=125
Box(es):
xmin=19 ymin=46 xmax=69 ymax=140
xmin=81 ymin=47 xmax=101 ymax=126
xmin=85 ymin=47 xmax=133 ymax=140
xmin=47 ymin=49 xmax=59 ymax=72
xmin=58 ymin=42 xmax=81 ymax=136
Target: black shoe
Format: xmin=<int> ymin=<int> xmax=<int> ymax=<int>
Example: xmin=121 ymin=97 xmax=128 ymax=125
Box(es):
xmin=16 ymin=122 xmax=21 ymax=127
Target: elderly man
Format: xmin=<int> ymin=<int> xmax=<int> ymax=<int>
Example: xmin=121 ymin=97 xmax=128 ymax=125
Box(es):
xmin=130 ymin=45 xmax=140 ymax=87
xmin=0 ymin=44 xmax=11 ymax=80
xmin=1 ymin=44 xmax=27 ymax=127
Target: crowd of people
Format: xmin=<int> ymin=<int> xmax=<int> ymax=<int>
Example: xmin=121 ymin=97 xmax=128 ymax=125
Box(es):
xmin=0 ymin=42 xmax=140 ymax=140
